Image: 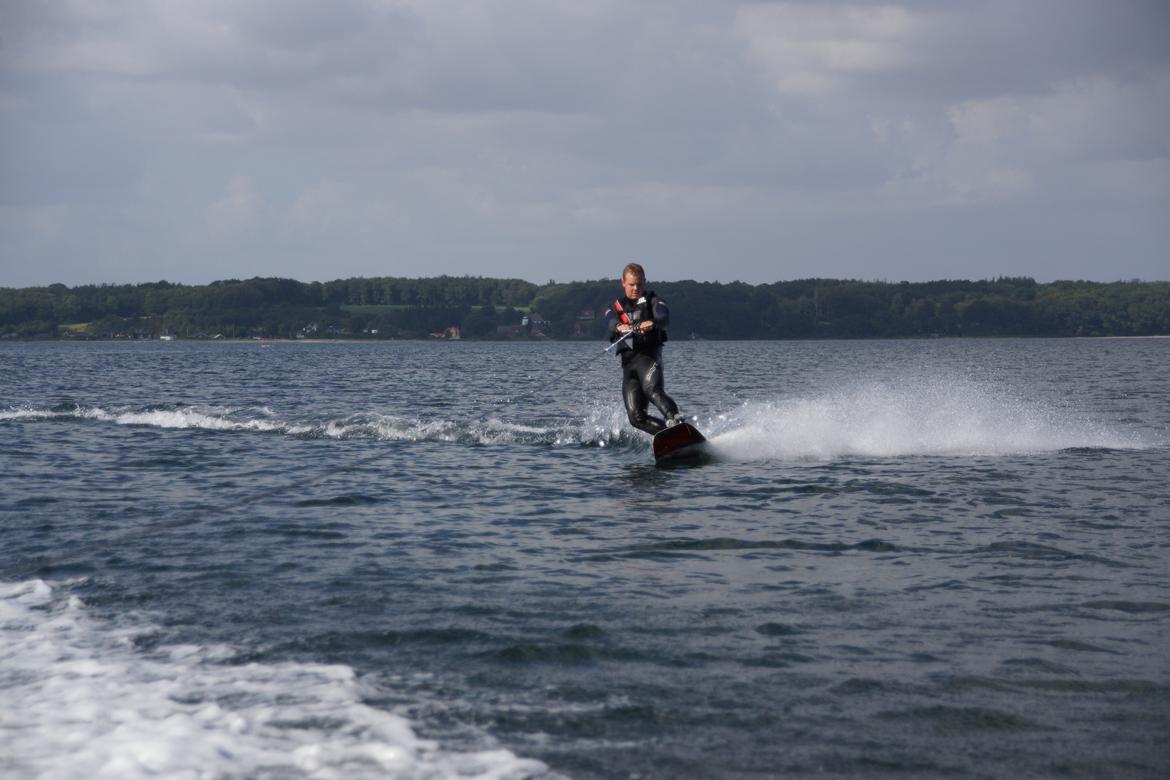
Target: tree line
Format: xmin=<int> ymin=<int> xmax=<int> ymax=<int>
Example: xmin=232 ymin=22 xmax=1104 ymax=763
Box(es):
xmin=1 ymin=275 xmax=1167 ymax=340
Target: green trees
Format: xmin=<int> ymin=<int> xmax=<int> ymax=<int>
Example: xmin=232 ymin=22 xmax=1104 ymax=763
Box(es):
xmin=0 ymin=275 xmax=1167 ymax=340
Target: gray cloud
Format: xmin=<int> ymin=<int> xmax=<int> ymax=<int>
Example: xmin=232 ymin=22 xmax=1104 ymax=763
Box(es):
xmin=1 ymin=0 xmax=1167 ymax=287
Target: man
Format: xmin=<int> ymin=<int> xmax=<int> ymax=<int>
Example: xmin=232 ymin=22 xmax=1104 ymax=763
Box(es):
xmin=604 ymin=263 xmax=684 ymax=435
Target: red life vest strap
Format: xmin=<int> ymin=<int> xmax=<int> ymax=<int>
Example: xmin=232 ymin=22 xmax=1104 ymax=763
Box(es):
xmin=612 ymin=299 xmax=631 ymax=325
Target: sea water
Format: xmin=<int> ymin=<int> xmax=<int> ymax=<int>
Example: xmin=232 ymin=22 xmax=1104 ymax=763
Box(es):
xmin=2 ymin=339 xmax=1168 ymax=779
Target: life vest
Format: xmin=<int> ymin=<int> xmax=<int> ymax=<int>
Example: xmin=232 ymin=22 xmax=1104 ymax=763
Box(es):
xmin=611 ymin=294 xmax=667 ymax=346
xmin=611 ymin=298 xmax=633 ymax=325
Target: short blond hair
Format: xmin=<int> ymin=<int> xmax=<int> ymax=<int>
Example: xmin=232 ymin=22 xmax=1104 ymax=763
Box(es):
xmin=622 ymin=262 xmax=645 ymax=280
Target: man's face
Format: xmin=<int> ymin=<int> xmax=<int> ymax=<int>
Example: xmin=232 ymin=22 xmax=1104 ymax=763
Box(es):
xmin=622 ymin=272 xmax=645 ymax=300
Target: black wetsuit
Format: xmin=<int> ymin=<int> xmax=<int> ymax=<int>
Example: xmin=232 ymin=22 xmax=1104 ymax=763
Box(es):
xmin=605 ymin=292 xmax=681 ymax=435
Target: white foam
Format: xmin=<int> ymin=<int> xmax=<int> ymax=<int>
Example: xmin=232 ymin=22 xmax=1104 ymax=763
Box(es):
xmin=4 ymin=381 xmax=1150 ymax=460
xmin=0 ymin=407 xmax=59 ymax=421
xmin=86 ymin=406 xmax=298 ymax=433
xmin=578 ymin=403 xmax=635 ymax=447
xmin=704 ymin=377 xmax=1153 ymax=462
xmin=315 ymin=410 xmax=629 ymax=449
xmin=322 ymin=413 xmax=462 ymax=442
xmin=0 ymin=580 xmax=551 ymax=780
xmin=3 ymin=404 xmax=612 ymax=447
xmin=0 ymin=404 xmax=316 ymax=435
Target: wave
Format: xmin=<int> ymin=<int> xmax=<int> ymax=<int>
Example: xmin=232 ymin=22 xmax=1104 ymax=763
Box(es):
xmin=0 ymin=402 xmax=635 ymax=448
xmin=3 ymin=377 xmax=1153 ymax=462
xmin=700 ymin=377 xmax=1156 ymax=461
xmin=0 ymin=403 xmax=299 ymax=433
xmin=0 ymin=579 xmax=551 ymax=780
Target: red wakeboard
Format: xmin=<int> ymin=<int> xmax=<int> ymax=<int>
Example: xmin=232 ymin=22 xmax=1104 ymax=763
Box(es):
xmin=652 ymin=422 xmax=708 ymax=463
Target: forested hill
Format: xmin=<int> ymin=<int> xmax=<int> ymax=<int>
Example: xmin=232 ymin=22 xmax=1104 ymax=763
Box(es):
xmin=2 ymin=275 xmax=1168 ymax=340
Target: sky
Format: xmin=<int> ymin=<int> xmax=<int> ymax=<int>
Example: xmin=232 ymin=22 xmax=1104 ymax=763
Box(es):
xmin=1 ymin=0 xmax=1168 ymax=288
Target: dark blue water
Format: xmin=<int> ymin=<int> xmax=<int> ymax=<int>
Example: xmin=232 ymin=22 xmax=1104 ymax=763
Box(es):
xmin=3 ymin=339 xmax=1169 ymax=778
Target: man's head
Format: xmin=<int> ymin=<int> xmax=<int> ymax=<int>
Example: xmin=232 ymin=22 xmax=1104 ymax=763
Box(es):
xmin=621 ymin=263 xmax=646 ymax=300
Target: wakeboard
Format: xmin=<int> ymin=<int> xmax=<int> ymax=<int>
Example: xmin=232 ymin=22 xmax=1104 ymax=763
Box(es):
xmin=652 ymin=422 xmax=708 ymax=464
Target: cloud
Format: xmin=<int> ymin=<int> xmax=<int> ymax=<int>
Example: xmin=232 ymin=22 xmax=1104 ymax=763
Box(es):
xmin=735 ymin=3 xmax=919 ymax=95
xmin=915 ymin=75 xmax=1170 ymax=201
xmin=284 ymin=181 xmax=347 ymax=236
xmin=0 ymin=204 xmax=71 ymax=240
xmin=0 ymin=1 xmax=1167 ymax=286
xmin=205 ymin=175 xmax=261 ymax=238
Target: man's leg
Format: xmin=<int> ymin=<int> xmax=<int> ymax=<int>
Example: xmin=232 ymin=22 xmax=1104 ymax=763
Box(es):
xmin=641 ymin=357 xmax=682 ymax=424
xmin=624 ymin=366 xmax=664 ymax=434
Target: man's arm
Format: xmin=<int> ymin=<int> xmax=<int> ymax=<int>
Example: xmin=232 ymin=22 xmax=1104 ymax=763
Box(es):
xmin=652 ymin=297 xmax=670 ymax=330
xmin=604 ymin=306 xmax=625 ymax=341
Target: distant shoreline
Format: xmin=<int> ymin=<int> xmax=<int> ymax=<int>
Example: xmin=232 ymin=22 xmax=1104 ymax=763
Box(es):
xmin=4 ymin=277 xmax=1169 ymax=340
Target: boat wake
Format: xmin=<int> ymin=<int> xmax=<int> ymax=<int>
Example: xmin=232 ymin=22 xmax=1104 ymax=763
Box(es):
xmin=0 ymin=579 xmax=551 ymax=779
xmin=699 ymin=377 xmax=1156 ymax=461
xmin=0 ymin=402 xmax=640 ymax=449
xmin=3 ymin=375 xmax=1152 ymax=462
